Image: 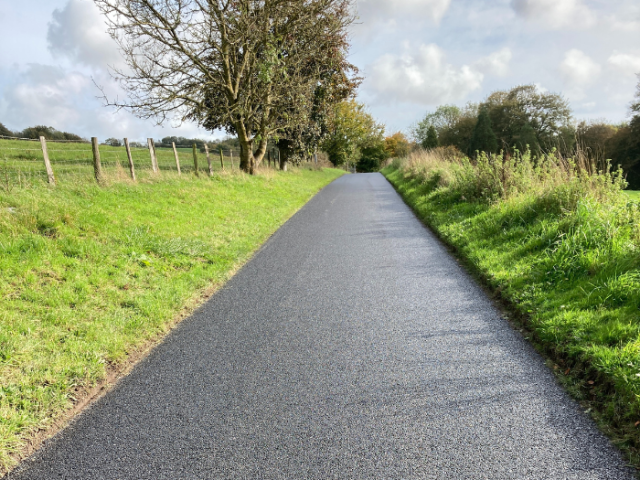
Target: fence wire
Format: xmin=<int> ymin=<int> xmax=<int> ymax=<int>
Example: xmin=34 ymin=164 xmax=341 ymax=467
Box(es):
xmin=0 ymin=137 xmax=254 ymax=187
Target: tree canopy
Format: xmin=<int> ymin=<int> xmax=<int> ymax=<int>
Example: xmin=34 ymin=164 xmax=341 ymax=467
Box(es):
xmin=96 ymin=0 xmax=356 ymax=174
xmin=321 ymin=100 xmax=384 ymax=168
xmin=483 ymin=85 xmax=572 ymax=153
xmin=414 ymin=85 xmax=572 ymax=157
xmin=384 ymin=132 xmax=411 ymax=158
xmin=468 ymin=107 xmax=497 ymax=156
xmin=423 ymin=126 xmax=438 ymax=150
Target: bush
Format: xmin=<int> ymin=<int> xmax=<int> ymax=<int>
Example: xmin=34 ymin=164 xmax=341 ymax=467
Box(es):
xmin=356 ymin=142 xmax=388 ymax=172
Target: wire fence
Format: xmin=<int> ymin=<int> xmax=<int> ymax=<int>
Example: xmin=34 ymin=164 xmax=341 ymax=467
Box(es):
xmin=0 ymin=135 xmax=271 ymax=188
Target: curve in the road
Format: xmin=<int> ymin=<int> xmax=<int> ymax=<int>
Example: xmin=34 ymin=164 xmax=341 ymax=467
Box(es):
xmin=7 ymin=173 xmax=635 ymax=479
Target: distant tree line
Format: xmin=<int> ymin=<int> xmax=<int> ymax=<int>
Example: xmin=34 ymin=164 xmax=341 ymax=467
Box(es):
xmin=0 ymin=123 xmax=84 ymax=141
xmin=0 ymin=123 xmax=247 ymax=154
xmin=413 ymin=81 xmax=640 ymax=188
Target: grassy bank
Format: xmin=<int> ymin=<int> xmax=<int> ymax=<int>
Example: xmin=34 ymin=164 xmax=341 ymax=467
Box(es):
xmin=0 ymin=167 xmax=343 ymax=471
xmin=382 ymin=149 xmax=640 ymax=463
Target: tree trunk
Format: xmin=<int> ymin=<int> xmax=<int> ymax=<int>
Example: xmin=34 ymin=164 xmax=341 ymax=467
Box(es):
xmin=279 ymin=147 xmax=288 ymax=171
xmin=238 ymin=134 xmax=258 ymax=175
xmin=253 ymin=137 xmax=268 ymax=168
xmin=238 ymin=140 xmax=256 ymax=174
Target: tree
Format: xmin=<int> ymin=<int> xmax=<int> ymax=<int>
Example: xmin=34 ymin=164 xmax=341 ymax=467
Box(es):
xmin=322 ymin=100 xmax=384 ymax=168
xmin=103 ymin=138 xmax=122 ymax=147
xmin=414 ymin=104 xmax=478 ymax=153
xmin=423 ymin=126 xmax=438 ymax=150
xmin=413 ymin=105 xmax=462 ymax=141
xmin=468 ymin=107 xmax=498 ymax=156
xmin=607 ymin=77 xmax=640 ymax=188
xmin=96 ymin=0 xmax=356 ymax=174
xmin=356 ymin=141 xmax=388 ymax=172
xmin=576 ymin=120 xmax=617 ymax=161
xmin=513 ymin=122 xmax=540 ymax=156
xmin=275 ymin=57 xmax=359 ymax=171
xmin=384 ymin=132 xmax=410 ymax=158
xmin=0 ymin=122 xmax=13 ymax=137
xmin=483 ymin=85 xmax=572 ymax=153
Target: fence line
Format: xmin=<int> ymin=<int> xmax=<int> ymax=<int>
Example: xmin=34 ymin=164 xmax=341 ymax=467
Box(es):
xmin=0 ymin=136 xmax=282 ymax=187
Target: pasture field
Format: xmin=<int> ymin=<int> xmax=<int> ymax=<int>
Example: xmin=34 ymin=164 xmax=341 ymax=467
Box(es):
xmin=624 ymin=190 xmax=640 ymax=201
xmin=383 ymin=150 xmax=640 ymax=466
xmin=0 ymin=166 xmax=344 ymax=472
xmin=0 ymin=138 xmax=240 ymax=186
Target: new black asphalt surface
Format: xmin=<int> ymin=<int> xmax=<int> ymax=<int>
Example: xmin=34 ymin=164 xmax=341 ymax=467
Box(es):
xmin=8 ymin=173 xmax=635 ymax=479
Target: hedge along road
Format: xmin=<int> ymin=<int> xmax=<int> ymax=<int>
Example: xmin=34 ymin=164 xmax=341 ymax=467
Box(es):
xmin=7 ymin=173 xmax=635 ymax=479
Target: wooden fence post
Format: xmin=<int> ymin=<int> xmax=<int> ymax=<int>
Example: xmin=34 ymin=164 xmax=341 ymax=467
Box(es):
xmin=204 ymin=144 xmax=213 ymax=176
xmin=192 ymin=143 xmax=199 ymax=175
xmin=91 ymin=137 xmax=103 ymax=183
xmin=123 ymin=138 xmax=136 ymax=180
xmin=230 ymin=150 xmax=234 ymax=169
xmin=172 ymin=142 xmax=181 ymax=175
xmin=147 ymin=138 xmax=158 ymax=173
xmin=39 ymin=136 xmax=55 ymax=185
xmin=219 ymin=148 xmax=224 ymax=170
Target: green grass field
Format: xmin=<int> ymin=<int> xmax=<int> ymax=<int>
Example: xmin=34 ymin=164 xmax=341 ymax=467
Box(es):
xmin=0 ymin=139 xmax=241 ymax=186
xmin=0 ymin=166 xmax=343 ymax=472
xmin=624 ymin=190 xmax=640 ymax=201
xmin=383 ymin=151 xmax=640 ymax=466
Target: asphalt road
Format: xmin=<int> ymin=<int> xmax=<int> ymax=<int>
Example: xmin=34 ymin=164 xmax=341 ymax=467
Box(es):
xmin=8 ymin=173 xmax=635 ymax=479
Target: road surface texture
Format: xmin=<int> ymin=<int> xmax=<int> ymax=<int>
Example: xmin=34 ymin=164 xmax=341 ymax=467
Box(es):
xmin=8 ymin=173 xmax=635 ymax=479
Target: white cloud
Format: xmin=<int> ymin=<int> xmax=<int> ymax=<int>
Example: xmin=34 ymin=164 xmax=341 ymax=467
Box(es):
xmin=473 ymin=47 xmax=512 ymax=77
xmin=365 ymin=44 xmax=511 ymax=105
xmin=560 ymin=49 xmax=600 ymax=86
xmin=0 ymin=64 xmax=214 ymax=141
xmin=354 ymin=0 xmax=451 ymax=32
xmin=47 ymin=0 xmax=121 ymax=69
xmin=607 ymin=52 xmax=640 ymax=77
xmin=603 ymin=3 xmax=640 ymax=32
xmin=1 ymin=65 xmax=91 ymax=128
xmin=511 ymin=0 xmax=596 ymax=29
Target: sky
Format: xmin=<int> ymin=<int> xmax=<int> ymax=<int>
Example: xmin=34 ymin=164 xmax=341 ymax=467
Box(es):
xmin=0 ymin=0 xmax=639 ymax=141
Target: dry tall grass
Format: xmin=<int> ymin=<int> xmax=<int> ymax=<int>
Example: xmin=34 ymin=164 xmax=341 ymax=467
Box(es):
xmin=396 ymin=147 xmax=626 ymax=206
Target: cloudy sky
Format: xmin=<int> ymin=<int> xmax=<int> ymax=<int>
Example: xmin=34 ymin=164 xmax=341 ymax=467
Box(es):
xmin=0 ymin=0 xmax=639 ymax=141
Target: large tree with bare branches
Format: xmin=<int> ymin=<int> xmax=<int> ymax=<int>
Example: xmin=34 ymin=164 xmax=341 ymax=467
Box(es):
xmin=95 ymin=0 xmax=356 ymax=173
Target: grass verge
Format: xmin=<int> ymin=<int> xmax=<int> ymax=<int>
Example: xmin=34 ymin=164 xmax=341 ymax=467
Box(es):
xmin=382 ymin=149 xmax=640 ymax=469
xmin=0 ymin=166 xmax=344 ymax=472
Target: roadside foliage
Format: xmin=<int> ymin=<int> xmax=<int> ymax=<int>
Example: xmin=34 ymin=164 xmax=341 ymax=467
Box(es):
xmin=383 ymin=148 xmax=640 ymax=462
